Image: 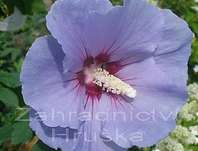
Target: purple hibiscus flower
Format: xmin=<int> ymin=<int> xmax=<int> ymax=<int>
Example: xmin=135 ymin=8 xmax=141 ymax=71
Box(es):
xmin=20 ymin=0 xmax=193 ymax=150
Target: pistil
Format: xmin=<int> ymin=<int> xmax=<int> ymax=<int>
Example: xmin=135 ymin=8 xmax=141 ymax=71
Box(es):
xmin=92 ymin=68 xmax=136 ymax=98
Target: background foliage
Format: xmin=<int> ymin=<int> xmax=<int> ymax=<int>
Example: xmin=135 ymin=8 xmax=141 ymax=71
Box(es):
xmin=0 ymin=0 xmax=197 ymax=151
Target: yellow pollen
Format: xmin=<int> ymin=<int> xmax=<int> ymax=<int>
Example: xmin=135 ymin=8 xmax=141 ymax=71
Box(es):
xmin=92 ymin=68 xmax=136 ymax=98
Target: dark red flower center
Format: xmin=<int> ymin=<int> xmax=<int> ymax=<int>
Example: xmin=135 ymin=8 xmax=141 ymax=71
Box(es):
xmin=76 ymin=53 xmax=122 ymax=101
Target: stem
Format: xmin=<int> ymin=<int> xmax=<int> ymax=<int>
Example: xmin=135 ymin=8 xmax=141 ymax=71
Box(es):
xmin=18 ymin=136 xmax=39 ymax=151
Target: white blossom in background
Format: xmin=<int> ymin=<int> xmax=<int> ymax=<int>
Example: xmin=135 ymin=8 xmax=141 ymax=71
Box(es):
xmin=188 ymin=83 xmax=198 ymax=101
xmin=189 ymin=126 xmax=198 ymax=136
xmin=171 ymin=126 xmax=198 ymax=145
xmin=178 ymin=83 xmax=198 ymax=122
xmin=178 ymin=100 xmax=198 ymax=121
xmin=153 ymin=149 xmax=161 ymax=151
xmin=155 ymin=137 xmax=184 ymax=151
xmin=193 ymin=65 xmax=198 ymax=73
xmin=192 ymin=0 xmax=198 ymax=11
xmin=192 ymin=6 xmax=198 ymax=12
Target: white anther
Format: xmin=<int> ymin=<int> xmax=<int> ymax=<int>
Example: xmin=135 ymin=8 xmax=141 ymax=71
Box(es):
xmin=92 ymin=68 xmax=136 ymax=98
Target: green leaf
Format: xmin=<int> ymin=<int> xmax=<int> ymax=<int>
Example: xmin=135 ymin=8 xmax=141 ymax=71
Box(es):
xmin=110 ymin=0 xmax=123 ymax=5
xmin=11 ymin=121 xmax=33 ymax=144
xmin=2 ymin=0 xmax=46 ymax=15
xmin=184 ymin=144 xmax=198 ymax=151
xmin=0 ymin=71 xmax=21 ymax=88
xmin=32 ymin=0 xmax=46 ymax=13
xmin=32 ymin=143 xmax=43 ymax=151
xmin=0 ymin=85 xmax=19 ymax=106
xmin=0 ymin=125 xmax=13 ymax=144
